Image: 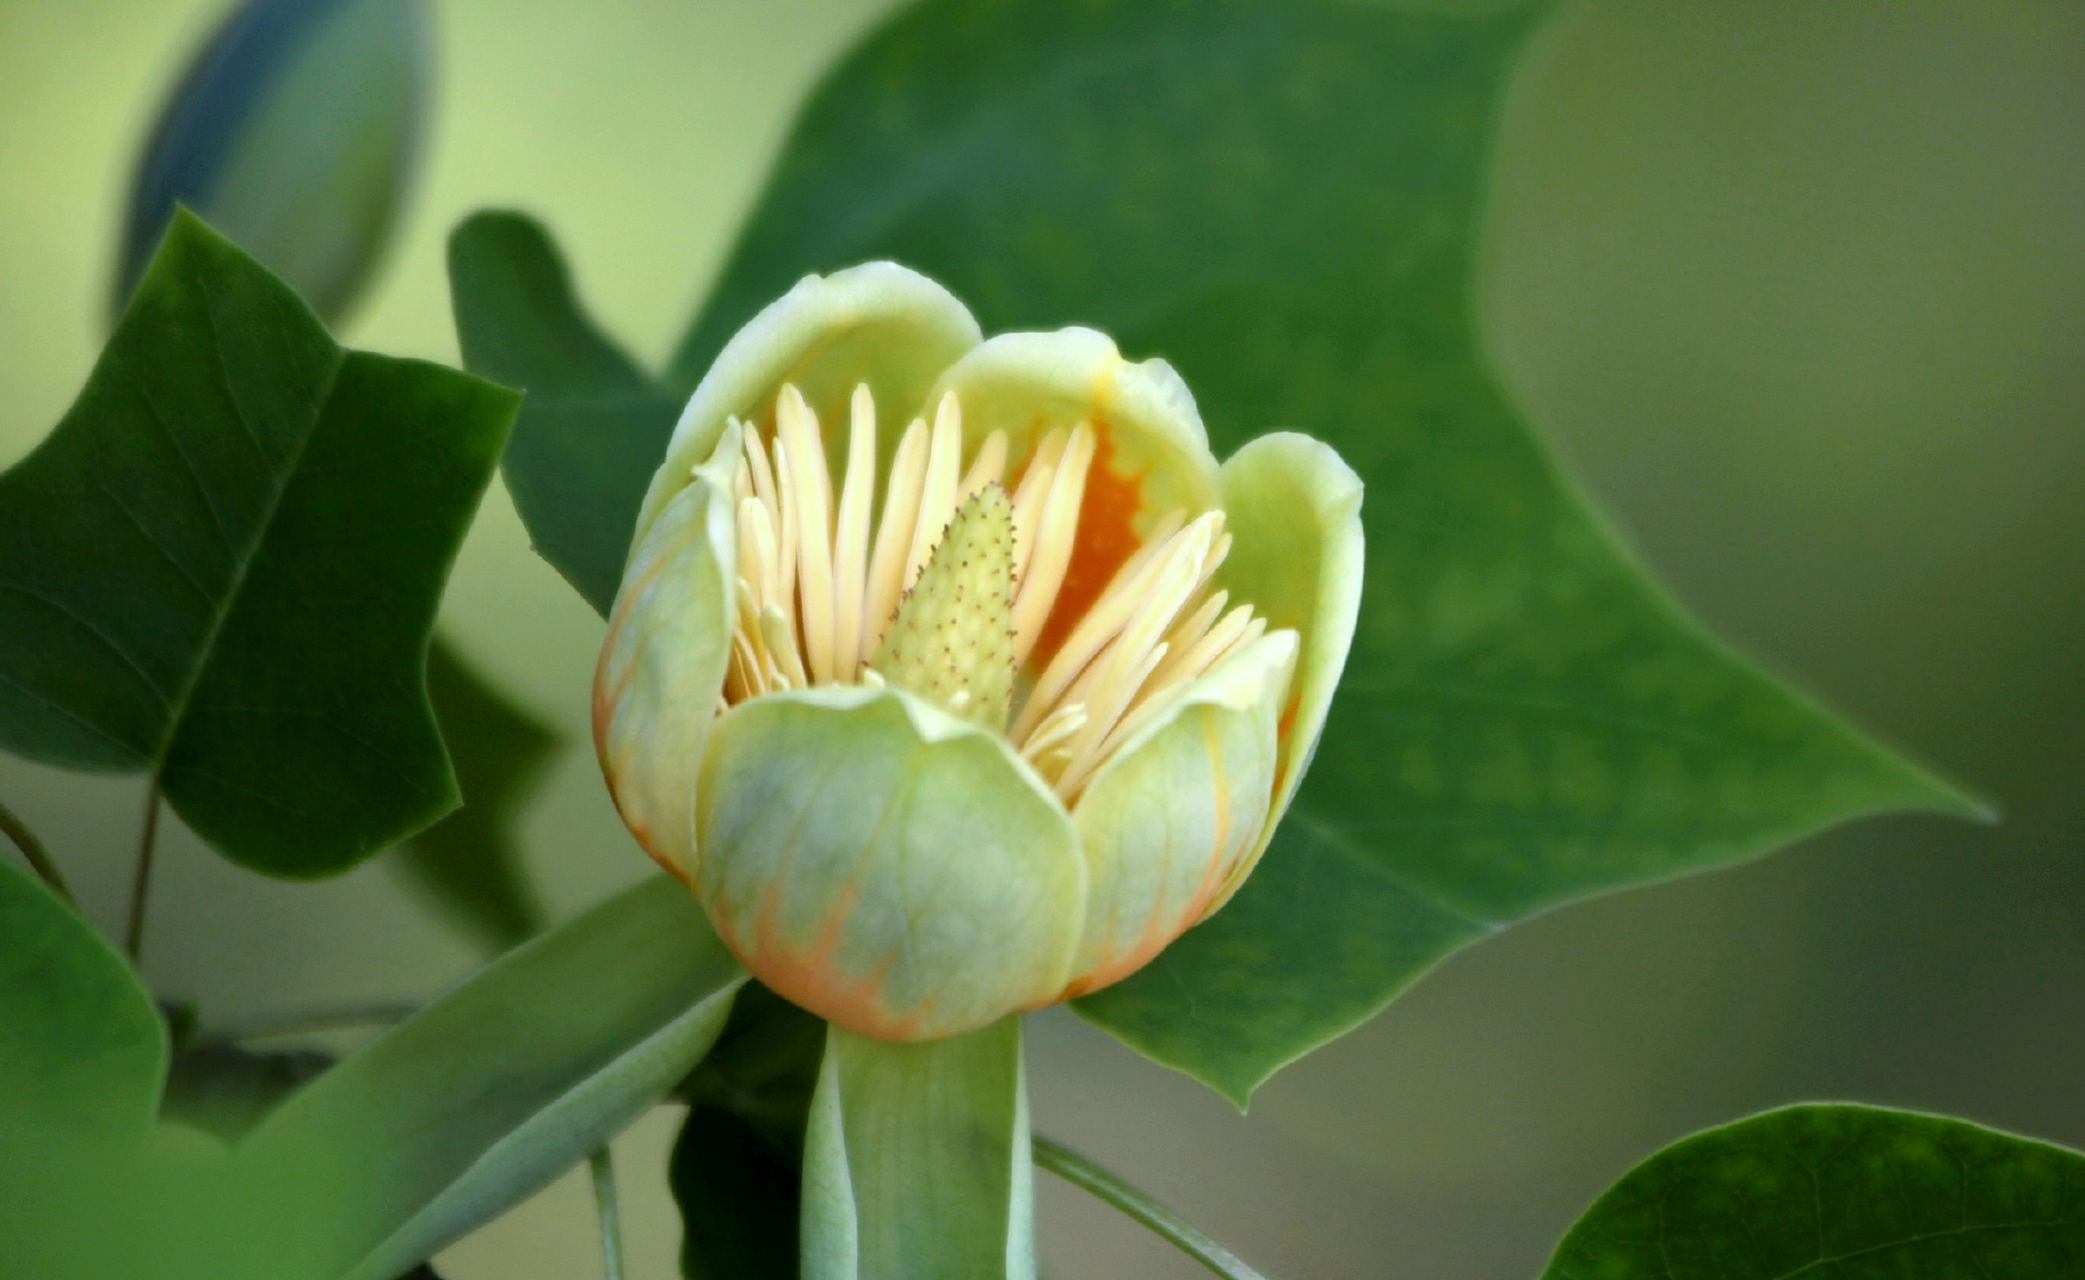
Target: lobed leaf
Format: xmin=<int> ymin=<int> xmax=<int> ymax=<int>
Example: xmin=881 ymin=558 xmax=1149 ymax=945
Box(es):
xmin=663 ymin=0 xmax=1983 ymax=1104
xmin=440 ymin=0 xmax=1983 ymax=1104
xmin=394 ymin=638 xmax=558 ymax=951
xmin=1543 ymin=1105 xmax=2085 ymax=1279
xmin=447 ymin=211 xmax=683 ymax=614
xmin=0 ymin=210 xmax=516 ymax=878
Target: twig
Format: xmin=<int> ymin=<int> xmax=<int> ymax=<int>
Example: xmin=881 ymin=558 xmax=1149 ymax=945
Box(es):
xmin=1033 ymin=1135 xmax=1268 ymax=1280
xmin=0 ymin=797 xmax=72 ymax=904
xmin=123 ymin=781 xmax=162 ymax=962
xmin=589 ymin=1147 xmax=625 ymax=1280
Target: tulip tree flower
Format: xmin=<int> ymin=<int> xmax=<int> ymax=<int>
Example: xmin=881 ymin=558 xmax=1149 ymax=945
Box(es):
xmin=596 ymin=264 xmax=1362 ymax=1042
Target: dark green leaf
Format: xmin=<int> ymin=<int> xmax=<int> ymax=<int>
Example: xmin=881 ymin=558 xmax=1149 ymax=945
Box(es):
xmin=0 ymin=210 xmax=517 ymax=878
xmin=674 ymin=983 xmax=821 ymax=1280
xmin=447 ymin=211 xmax=682 ymax=614
xmin=672 ymin=1105 xmax=801 ymax=1280
xmin=680 ymin=980 xmax=825 ymax=1142
xmin=234 ymin=874 xmax=746 ymax=1280
xmin=394 ymin=638 xmax=557 ymax=950
xmin=1543 ymin=1104 xmax=2085 ymax=1279
xmin=161 ymin=1041 xmax=333 ymax=1143
xmin=655 ymin=0 xmax=1981 ymax=1104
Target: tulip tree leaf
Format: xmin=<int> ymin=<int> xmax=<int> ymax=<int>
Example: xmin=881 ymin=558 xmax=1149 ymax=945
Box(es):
xmin=802 ymin=1017 xmax=1032 ymax=1280
xmin=1543 ymin=1105 xmax=2085 ymax=1279
xmin=673 ymin=1105 xmax=803 ymax=1280
xmin=0 ymin=858 xmax=167 ymax=1149
xmin=0 ymin=210 xmax=516 ymax=878
xmin=161 ymin=1042 xmax=334 ymax=1143
xmin=448 ymin=211 xmax=683 ymax=615
xmin=650 ymin=0 xmax=1984 ymax=1105
xmin=394 ymin=638 xmax=557 ymax=951
xmin=235 ymin=874 xmax=747 ymax=1280
xmin=674 ymin=981 xmax=826 ymax=1280
xmin=0 ymin=859 xmax=172 ymax=1274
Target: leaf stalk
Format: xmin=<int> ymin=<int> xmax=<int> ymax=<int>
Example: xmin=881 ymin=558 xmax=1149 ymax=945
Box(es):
xmin=1033 ymin=1134 xmax=1268 ymax=1280
xmin=0 ymin=796 xmax=72 ymax=905
xmin=124 ymin=781 xmax=161 ymax=962
xmin=589 ymin=1146 xmax=625 ymax=1280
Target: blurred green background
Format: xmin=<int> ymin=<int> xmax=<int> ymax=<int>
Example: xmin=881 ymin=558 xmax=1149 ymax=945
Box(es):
xmin=1 ymin=0 xmax=2080 ymax=1276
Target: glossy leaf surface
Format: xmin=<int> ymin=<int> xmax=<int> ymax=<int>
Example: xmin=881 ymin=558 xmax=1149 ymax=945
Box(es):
xmin=803 ymin=1017 xmax=1032 ymax=1280
xmin=655 ymin=0 xmax=1977 ymax=1103
xmin=395 ymin=639 xmax=557 ymax=951
xmin=0 ymin=211 xmax=515 ymax=877
xmin=1544 ymin=1105 xmax=2085 ymax=1279
xmin=234 ymin=874 xmax=746 ymax=1280
xmin=448 ymin=211 xmax=682 ymax=614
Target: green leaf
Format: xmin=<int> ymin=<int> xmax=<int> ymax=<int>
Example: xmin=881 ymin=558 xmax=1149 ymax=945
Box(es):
xmin=802 ymin=1016 xmax=1032 ymax=1280
xmin=0 ymin=209 xmax=517 ymax=878
xmin=234 ymin=874 xmax=747 ymax=1280
xmin=648 ymin=0 xmax=1982 ymax=1104
xmin=394 ymin=638 xmax=558 ymax=951
xmin=0 ymin=860 xmax=170 ymax=1274
xmin=1543 ymin=1105 xmax=2085 ymax=1279
xmin=672 ymin=1105 xmax=802 ymax=1280
xmin=447 ymin=210 xmax=682 ymax=614
xmin=0 ymin=858 xmax=166 ymax=1148
xmin=668 ymin=984 xmax=821 ymax=1278
xmin=161 ymin=1042 xmax=334 ymax=1144
xmin=674 ymin=982 xmax=824 ymax=1280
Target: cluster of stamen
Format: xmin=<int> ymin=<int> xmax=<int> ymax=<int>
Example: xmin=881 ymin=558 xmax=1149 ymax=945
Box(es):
xmin=720 ymin=383 xmax=1269 ymax=800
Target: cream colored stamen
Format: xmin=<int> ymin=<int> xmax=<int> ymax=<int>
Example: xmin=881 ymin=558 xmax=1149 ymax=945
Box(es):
xmin=719 ymin=383 xmax=1278 ymax=801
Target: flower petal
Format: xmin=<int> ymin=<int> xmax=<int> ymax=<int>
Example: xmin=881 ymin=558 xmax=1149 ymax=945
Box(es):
xmin=1210 ymin=433 xmax=1364 ymax=900
xmin=926 ymin=328 xmax=1222 ymax=532
xmin=594 ymin=422 xmax=742 ymax=882
xmin=696 ymin=686 xmax=1086 ymax=1041
xmin=1058 ymin=630 xmax=1296 ymax=996
xmin=634 ymin=262 xmax=983 ymax=549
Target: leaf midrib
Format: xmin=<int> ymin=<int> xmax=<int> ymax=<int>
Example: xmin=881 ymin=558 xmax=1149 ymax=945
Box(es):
xmin=147 ymin=253 xmax=346 ymax=772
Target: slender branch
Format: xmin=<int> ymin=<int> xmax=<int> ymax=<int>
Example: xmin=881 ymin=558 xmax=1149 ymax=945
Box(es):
xmin=201 ymin=1002 xmax=421 ymax=1045
xmin=123 ymin=781 xmax=162 ymax=962
xmin=0 ymin=797 xmax=72 ymax=905
xmin=1033 ymin=1135 xmax=1268 ymax=1280
xmin=589 ymin=1147 xmax=625 ymax=1280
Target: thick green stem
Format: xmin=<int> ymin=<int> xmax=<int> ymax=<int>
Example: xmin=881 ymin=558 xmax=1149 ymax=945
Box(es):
xmin=124 ymin=781 xmax=162 ymax=962
xmin=589 ymin=1146 xmax=624 ymax=1280
xmin=1033 ymin=1135 xmax=1267 ymax=1280
xmin=0 ymin=797 xmax=72 ymax=905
